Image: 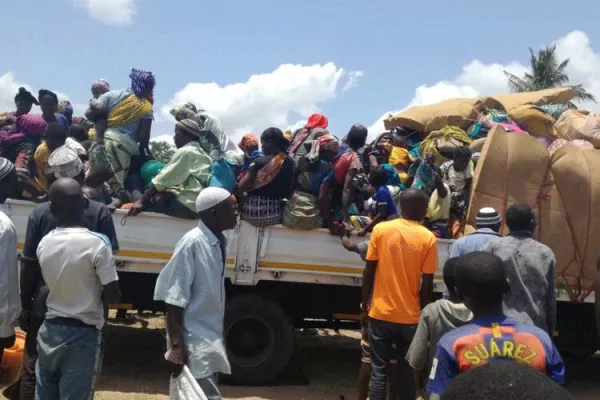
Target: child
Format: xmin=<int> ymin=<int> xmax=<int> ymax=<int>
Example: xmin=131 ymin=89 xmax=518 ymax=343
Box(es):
xmin=440 ymin=146 xmax=473 ymax=220
xmin=237 ymin=133 xmax=263 ymax=180
xmin=426 ymin=252 xmax=565 ymax=399
xmin=340 ymin=235 xmax=398 ymax=400
xmin=356 ymin=166 xmax=399 ymax=236
xmin=405 ymin=257 xmax=472 ymax=398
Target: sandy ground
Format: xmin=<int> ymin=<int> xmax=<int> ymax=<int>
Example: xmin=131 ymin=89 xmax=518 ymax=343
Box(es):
xmin=3 ymin=313 xmax=600 ymax=399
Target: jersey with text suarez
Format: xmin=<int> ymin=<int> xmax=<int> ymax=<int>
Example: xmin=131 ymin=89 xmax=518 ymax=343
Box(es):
xmin=427 ymin=316 xmax=565 ymax=395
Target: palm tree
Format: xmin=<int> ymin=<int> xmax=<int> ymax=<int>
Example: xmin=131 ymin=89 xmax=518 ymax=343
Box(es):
xmin=504 ymin=45 xmax=596 ymax=103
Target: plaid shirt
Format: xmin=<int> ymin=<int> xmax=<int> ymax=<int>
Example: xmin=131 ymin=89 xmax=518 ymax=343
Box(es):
xmin=481 ymin=232 xmax=556 ymax=334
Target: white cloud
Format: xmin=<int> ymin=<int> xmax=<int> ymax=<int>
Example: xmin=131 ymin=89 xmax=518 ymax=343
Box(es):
xmin=368 ymin=30 xmax=600 ymax=137
xmin=162 ymin=63 xmax=359 ymax=142
xmin=343 ymin=71 xmax=364 ymax=92
xmin=73 ymin=0 xmax=136 ymax=26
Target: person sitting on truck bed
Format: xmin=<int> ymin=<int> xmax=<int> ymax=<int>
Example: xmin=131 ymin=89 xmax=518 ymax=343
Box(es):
xmin=440 ymin=146 xmax=473 ymax=237
xmin=18 ymin=160 xmax=119 ymax=400
xmin=237 ymin=133 xmax=262 ymax=181
xmin=237 ymin=127 xmax=295 ymax=227
xmin=128 ymin=118 xmax=212 ymax=220
xmin=426 ymin=252 xmax=565 ymax=398
xmin=480 ymin=203 xmax=556 ymax=334
xmin=282 ymin=134 xmax=339 ymax=230
xmin=154 ymin=187 xmax=238 ymax=400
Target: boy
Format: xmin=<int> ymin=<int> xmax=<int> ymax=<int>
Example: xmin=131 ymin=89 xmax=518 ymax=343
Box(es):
xmin=426 ymin=252 xmax=565 ymax=399
xmin=341 ymin=236 xmax=398 ymax=400
xmin=406 ymin=257 xmax=472 ymax=397
xmin=356 ymin=166 xmax=399 ymax=237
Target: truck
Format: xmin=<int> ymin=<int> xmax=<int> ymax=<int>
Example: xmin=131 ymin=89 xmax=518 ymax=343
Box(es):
xmin=6 ymin=199 xmax=598 ymax=385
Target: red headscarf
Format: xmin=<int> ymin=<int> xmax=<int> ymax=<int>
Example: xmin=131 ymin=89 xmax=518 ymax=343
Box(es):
xmin=305 ymin=113 xmax=328 ymax=130
xmin=238 ymin=133 xmax=259 ymax=150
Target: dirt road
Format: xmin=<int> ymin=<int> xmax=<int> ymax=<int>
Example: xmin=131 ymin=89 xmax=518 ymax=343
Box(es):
xmin=4 ymin=314 xmax=600 ymax=399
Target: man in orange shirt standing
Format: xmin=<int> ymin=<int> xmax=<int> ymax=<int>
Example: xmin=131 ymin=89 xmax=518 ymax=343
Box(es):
xmin=361 ymin=188 xmax=438 ymax=400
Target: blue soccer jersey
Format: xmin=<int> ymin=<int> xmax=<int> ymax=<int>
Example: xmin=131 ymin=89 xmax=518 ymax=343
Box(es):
xmin=427 ymin=315 xmax=565 ymax=395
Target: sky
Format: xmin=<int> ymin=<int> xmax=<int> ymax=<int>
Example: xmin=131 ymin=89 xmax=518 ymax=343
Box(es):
xmin=2 ymin=0 xmax=600 ymax=145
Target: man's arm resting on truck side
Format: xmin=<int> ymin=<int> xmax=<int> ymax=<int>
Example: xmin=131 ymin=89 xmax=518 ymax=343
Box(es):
xmin=420 ymin=274 xmax=434 ymax=310
xmin=166 ymin=304 xmax=187 ymax=377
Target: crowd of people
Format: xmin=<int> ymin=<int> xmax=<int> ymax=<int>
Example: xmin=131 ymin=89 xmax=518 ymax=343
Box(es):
xmin=0 ymin=68 xmax=569 ymax=400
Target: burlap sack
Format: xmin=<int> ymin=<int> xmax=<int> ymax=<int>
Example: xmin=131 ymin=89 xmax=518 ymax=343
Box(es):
xmin=479 ymin=87 xmax=575 ymax=112
xmin=383 ymin=98 xmax=483 ymax=136
xmin=466 ymin=126 xmax=550 ymax=232
xmin=556 ymin=109 xmax=589 ymax=140
xmin=509 ymin=105 xmax=560 ymax=138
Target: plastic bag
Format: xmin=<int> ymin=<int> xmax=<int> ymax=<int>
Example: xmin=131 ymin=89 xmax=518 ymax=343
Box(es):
xmin=208 ymin=158 xmax=236 ymax=192
xmin=169 ymin=366 xmax=208 ymax=400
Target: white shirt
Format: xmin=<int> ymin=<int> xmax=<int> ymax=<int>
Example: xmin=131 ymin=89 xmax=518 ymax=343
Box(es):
xmin=441 ymin=161 xmax=473 ymax=192
xmin=154 ymin=221 xmax=230 ymax=379
xmin=0 ymin=204 xmax=19 ymax=338
xmin=37 ymin=227 xmax=119 ymax=329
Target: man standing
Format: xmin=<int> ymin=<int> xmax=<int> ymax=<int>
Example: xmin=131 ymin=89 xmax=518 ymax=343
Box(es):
xmin=481 ymin=203 xmax=556 ymax=334
xmin=35 ymin=178 xmax=121 ymax=399
xmin=19 ymin=149 xmax=119 ymax=400
xmin=0 ymin=158 xmax=19 ymax=364
xmin=361 ymin=188 xmax=438 ymax=400
xmin=450 ymin=207 xmax=501 ymax=257
xmin=154 ymin=187 xmax=238 ymax=400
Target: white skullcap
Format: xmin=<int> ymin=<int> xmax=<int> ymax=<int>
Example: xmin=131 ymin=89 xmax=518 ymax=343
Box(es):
xmin=196 ymin=187 xmax=232 ymax=213
xmin=65 ymin=137 xmax=87 ymax=156
xmin=0 ymin=157 xmax=15 ymax=180
xmin=49 ymin=145 xmax=84 ymax=179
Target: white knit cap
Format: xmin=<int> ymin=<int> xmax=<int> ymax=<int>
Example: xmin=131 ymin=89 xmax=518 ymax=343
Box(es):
xmin=195 ymin=187 xmax=232 ymax=213
xmin=65 ymin=137 xmax=87 ymax=156
xmin=49 ymin=145 xmax=84 ymax=179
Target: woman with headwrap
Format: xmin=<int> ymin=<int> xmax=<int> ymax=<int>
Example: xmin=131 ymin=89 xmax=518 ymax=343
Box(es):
xmin=169 ymin=102 xmax=198 ymax=122
xmin=128 ymin=118 xmax=213 ymax=219
xmin=91 ymin=79 xmax=110 ymax=99
xmin=237 ymin=133 xmax=263 ymax=180
xmin=283 ymin=134 xmax=339 ymax=230
xmin=86 ymin=68 xmax=156 ymax=207
xmin=288 ymin=113 xmax=329 ymax=161
xmin=0 ymin=87 xmax=39 ymax=131
xmin=237 ymin=127 xmax=295 ymax=227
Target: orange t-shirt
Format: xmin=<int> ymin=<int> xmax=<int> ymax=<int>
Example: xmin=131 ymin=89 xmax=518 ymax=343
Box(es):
xmin=366 ymin=218 xmax=439 ymax=324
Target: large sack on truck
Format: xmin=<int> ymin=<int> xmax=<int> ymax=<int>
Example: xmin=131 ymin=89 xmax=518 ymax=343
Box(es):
xmin=479 ymin=87 xmax=575 ymax=112
xmin=383 ymin=98 xmax=484 ymax=137
xmin=540 ymin=147 xmax=600 ymax=299
xmin=509 ymin=104 xmax=560 ymax=139
xmin=557 ymin=109 xmax=600 ymax=148
xmin=466 ymin=126 xmax=550 ymax=233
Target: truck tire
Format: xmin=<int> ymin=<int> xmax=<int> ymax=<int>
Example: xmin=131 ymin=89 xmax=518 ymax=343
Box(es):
xmin=224 ymin=295 xmax=295 ymax=385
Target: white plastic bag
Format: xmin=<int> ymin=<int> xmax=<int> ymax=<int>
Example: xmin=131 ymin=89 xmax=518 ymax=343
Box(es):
xmin=169 ymin=366 xmax=208 ymax=400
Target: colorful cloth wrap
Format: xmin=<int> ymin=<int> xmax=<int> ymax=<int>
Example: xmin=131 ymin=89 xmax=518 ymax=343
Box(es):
xmin=0 ymin=114 xmax=47 ymax=147
xmin=250 ymin=152 xmax=286 ymax=191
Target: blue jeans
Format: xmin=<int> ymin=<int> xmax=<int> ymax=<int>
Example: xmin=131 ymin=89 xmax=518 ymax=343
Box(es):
xmin=368 ymin=318 xmax=417 ymax=400
xmin=35 ymin=318 xmax=103 ymax=400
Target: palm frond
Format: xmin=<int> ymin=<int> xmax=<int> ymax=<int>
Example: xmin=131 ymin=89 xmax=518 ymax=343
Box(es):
xmin=504 ymin=71 xmax=531 ymax=92
xmin=571 ymin=85 xmax=597 ymax=103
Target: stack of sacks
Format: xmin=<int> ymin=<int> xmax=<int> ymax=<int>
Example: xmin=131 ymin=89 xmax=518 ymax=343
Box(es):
xmin=479 ymin=87 xmax=575 ymax=112
xmin=548 ymin=139 xmax=594 ymax=154
xmin=509 ymin=104 xmax=561 ymax=142
xmin=555 ymin=109 xmax=600 ymax=148
xmin=467 ymin=126 xmax=600 ymax=300
xmin=467 ymin=108 xmax=526 ymax=139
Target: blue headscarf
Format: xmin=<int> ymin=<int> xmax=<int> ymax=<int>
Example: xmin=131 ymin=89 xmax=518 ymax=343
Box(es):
xmin=129 ymin=68 xmax=156 ymax=98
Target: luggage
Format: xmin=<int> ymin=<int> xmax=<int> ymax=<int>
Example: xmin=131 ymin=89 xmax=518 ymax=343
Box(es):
xmin=509 ymin=105 xmax=560 ymax=139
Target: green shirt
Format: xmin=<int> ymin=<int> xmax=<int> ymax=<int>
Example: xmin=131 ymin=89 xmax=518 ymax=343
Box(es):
xmin=152 ymin=141 xmax=213 ymax=211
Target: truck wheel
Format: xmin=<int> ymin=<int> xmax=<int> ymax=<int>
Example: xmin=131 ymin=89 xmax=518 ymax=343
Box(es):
xmin=225 ymin=295 xmax=295 ymax=385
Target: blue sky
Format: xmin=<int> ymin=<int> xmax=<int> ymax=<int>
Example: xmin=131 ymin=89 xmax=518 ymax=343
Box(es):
xmin=1 ymin=0 xmax=600 ymax=143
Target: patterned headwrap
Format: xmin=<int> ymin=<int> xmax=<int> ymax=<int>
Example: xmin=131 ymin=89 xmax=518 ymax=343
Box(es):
xmin=176 ymin=118 xmax=203 ymax=138
xmin=57 ymin=100 xmax=73 ymax=116
xmin=238 ymin=133 xmax=259 ymax=150
xmin=92 ymin=79 xmax=110 ymax=93
xmin=0 ymin=157 xmax=14 ymax=180
xmin=170 ymin=102 xmax=198 ymax=121
xmin=129 ymin=69 xmax=156 ymax=98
